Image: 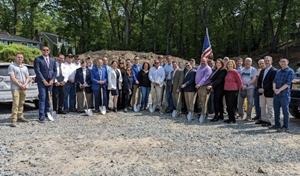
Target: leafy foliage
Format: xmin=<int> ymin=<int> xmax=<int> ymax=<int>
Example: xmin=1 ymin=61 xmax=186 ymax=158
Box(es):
xmin=0 ymin=44 xmax=41 ymax=63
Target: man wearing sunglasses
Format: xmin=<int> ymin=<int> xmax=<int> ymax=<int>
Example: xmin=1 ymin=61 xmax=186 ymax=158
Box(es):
xmin=34 ymin=46 xmax=57 ymax=123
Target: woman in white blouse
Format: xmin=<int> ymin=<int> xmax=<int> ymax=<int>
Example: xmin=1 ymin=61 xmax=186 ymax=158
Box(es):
xmin=108 ymin=60 xmax=123 ymax=112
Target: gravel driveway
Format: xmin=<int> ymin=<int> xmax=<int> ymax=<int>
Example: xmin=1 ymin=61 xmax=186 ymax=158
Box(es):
xmin=0 ymin=103 xmax=300 ymax=175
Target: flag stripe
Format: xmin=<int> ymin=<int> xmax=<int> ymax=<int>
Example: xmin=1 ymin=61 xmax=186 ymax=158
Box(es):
xmin=201 ymin=28 xmax=213 ymax=58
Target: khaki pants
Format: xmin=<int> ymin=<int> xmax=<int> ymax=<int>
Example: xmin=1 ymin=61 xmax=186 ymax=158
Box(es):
xmin=77 ymin=91 xmax=93 ymax=111
xmin=131 ymin=84 xmax=141 ymax=106
xmin=151 ymin=83 xmax=163 ymax=108
xmin=197 ymin=85 xmax=211 ymax=115
xmin=11 ymin=89 xmax=27 ymax=122
xmin=184 ymin=92 xmax=195 ymax=112
xmin=260 ymin=94 xmax=274 ymax=123
xmin=172 ymin=92 xmax=182 ymax=110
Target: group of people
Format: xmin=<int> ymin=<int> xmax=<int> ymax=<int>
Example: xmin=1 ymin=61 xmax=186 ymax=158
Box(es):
xmin=8 ymin=46 xmax=296 ymax=133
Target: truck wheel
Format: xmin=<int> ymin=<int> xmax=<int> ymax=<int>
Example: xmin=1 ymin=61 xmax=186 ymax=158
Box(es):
xmin=34 ymin=100 xmax=39 ymax=109
xmin=289 ymin=109 xmax=300 ymax=119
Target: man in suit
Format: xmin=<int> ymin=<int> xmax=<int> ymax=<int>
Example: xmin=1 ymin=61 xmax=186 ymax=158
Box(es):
xmin=53 ymin=54 xmax=68 ymax=114
xmin=256 ymin=56 xmax=277 ymax=126
xmin=34 ymin=46 xmax=57 ymax=123
xmin=131 ymin=56 xmax=142 ymax=107
xmin=171 ymin=61 xmax=183 ymax=113
xmin=91 ymin=59 xmax=108 ymax=113
xmin=181 ymin=62 xmax=196 ymax=121
xmin=75 ymin=60 xmax=93 ymax=113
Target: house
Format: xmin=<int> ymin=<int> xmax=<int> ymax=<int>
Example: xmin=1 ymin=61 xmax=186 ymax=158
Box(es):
xmin=35 ymin=31 xmax=73 ymax=55
xmin=0 ymin=32 xmax=41 ymax=49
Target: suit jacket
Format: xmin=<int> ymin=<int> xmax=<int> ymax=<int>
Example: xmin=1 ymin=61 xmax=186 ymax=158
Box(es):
xmin=108 ymin=68 xmax=123 ymax=90
xmin=171 ymin=68 xmax=184 ymax=94
xmin=91 ymin=65 xmax=108 ymax=91
xmin=211 ymin=69 xmax=227 ymax=94
xmin=257 ymin=66 xmax=277 ymax=97
xmin=75 ymin=67 xmax=92 ymax=93
xmin=34 ymin=55 xmax=57 ymax=83
xmin=183 ymin=69 xmax=196 ymax=92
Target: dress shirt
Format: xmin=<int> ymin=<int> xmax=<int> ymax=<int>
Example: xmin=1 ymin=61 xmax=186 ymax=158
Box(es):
xmin=195 ymin=64 xmax=212 ymax=86
xmin=149 ymin=66 xmax=165 ymax=86
xmin=273 ymin=66 xmax=295 ymax=96
xmin=55 ymin=62 xmax=68 ymax=83
xmin=164 ymin=63 xmax=173 ymax=80
xmin=64 ymin=62 xmax=77 ymax=80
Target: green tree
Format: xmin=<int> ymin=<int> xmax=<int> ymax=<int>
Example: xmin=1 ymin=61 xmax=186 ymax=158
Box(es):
xmin=52 ymin=44 xmax=59 ymax=57
xmin=60 ymin=44 xmax=66 ymax=55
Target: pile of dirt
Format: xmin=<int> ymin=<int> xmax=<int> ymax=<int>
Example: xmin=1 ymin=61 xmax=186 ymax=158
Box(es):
xmin=79 ymin=50 xmax=189 ymax=68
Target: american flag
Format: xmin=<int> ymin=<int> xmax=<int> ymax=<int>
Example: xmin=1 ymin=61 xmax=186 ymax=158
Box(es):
xmin=201 ymin=28 xmax=213 ymax=58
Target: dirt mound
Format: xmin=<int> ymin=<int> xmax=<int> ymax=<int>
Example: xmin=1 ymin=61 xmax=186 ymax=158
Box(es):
xmin=79 ymin=50 xmax=189 ymax=68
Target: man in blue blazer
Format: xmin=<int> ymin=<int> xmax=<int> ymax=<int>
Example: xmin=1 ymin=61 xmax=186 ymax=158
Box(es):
xmin=91 ymin=59 xmax=108 ymax=113
xmin=34 ymin=46 xmax=57 ymax=122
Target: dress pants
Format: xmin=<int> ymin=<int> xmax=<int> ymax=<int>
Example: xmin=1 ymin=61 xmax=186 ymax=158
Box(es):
xmin=77 ymin=91 xmax=93 ymax=111
xmin=165 ymin=80 xmax=174 ymax=110
xmin=238 ymin=88 xmax=254 ymax=118
xmin=253 ymin=88 xmax=261 ymax=118
xmin=260 ymin=94 xmax=274 ymax=123
xmin=37 ymin=82 xmax=52 ymax=117
xmin=214 ymin=91 xmax=224 ymax=118
xmin=172 ymin=92 xmax=182 ymax=111
xmin=94 ymin=85 xmax=108 ymax=111
xmin=151 ymin=83 xmax=163 ymax=109
xmin=225 ymin=90 xmax=238 ymax=122
xmin=131 ymin=84 xmax=141 ymax=106
xmin=52 ymin=85 xmax=65 ymax=111
xmin=184 ymin=92 xmax=195 ymax=112
xmin=197 ymin=85 xmax=211 ymax=116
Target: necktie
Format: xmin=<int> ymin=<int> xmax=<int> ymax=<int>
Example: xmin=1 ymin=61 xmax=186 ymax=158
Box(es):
xmin=59 ymin=63 xmax=62 ymax=77
xmin=46 ymin=57 xmax=49 ymax=68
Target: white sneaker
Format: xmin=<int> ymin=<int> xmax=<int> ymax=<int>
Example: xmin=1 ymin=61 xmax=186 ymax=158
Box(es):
xmin=199 ymin=114 xmax=205 ymax=124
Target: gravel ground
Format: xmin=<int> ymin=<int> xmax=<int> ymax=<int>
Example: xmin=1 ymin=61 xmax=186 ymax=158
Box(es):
xmin=0 ymin=103 xmax=300 ymax=176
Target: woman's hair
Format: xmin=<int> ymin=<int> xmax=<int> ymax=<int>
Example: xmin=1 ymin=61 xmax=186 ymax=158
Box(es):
xmin=125 ymin=66 xmax=132 ymax=75
xmin=142 ymin=62 xmax=151 ymax=70
xmin=215 ymin=58 xmax=224 ymax=68
xmin=225 ymin=60 xmax=236 ymax=69
xmin=111 ymin=60 xmax=118 ymax=65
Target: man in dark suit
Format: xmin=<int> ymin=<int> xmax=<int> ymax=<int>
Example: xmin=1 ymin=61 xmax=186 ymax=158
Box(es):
xmin=171 ymin=61 xmax=183 ymax=113
xmin=53 ymin=54 xmax=67 ymax=114
xmin=256 ymin=56 xmax=277 ymax=126
xmin=34 ymin=46 xmax=57 ymax=122
xmin=75 ymin=60 xmax=93 ymax=113
xmin=181 ymin=62 xmax=196 ymax=121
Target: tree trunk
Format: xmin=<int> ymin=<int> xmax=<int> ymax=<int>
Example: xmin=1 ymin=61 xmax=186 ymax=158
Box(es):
xmin=104 ymin=0 xmax=119 ymax=48
xmin=12 ymin=0 xmax=19 ymax=35
xmin=270 ymin=0 xmax=289 ymax=53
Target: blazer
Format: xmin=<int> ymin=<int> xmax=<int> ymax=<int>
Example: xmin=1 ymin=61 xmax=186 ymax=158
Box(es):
xmin=257 ymin=66 xmax=277 ymax=97
xmin=183 ymin=69 xmax=196 ymax=92
xmin=211 ymin=69 xmax=227 ymax=94
xmin=108 ymin=68 xmax=123 ymax=90
xmin=91 ymin=65 xmax=108 ymax=91
xmin=75 ymin=67 xmax=92 ymax=93
xmin=34 ymin=55 xmax=57 ymax=83
xmin=171 ymin=68 xmax=184 ymax=94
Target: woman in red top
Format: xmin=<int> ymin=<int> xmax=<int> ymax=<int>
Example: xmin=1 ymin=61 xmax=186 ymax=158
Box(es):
xmin=224 ymin=60 xmax=242 ymax=124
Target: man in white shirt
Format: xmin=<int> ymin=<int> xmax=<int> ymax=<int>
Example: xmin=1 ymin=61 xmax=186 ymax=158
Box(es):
xmin=149 ymin=59 xmax=165 ymax=111
xmin=73 ymin=55 xmax=81 ymax=68
xmin=53 ymin=54 xmax=68 ymax=114
xmin=64 ymin=54 xmax=77 ymax=112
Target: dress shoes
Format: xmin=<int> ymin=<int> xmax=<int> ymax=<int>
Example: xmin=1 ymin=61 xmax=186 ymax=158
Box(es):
xmin=262 ymin=122 xmax=271 ymax=127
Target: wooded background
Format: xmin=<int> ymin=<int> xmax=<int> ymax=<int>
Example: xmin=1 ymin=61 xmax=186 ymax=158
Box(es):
xmin=0 ymin=0 xmax=299 ymax=60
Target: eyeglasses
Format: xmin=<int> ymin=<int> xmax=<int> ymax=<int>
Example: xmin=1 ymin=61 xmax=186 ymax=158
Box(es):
xmin=186 ymin=65 xmax=191 ymax=67
xmin=43 ymin=49 xmax=49 ymax=51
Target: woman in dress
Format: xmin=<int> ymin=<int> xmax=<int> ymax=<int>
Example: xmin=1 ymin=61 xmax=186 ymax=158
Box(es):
xmin=207 ymin=59 xmax=227 ymax=122
xmin=123 ymin=67 xmax=134 ymax=112
xmin=107 ymin=60 xmax=123 ymax=112
xmin=138 ymin=62 xmax=151 ymax=110
xmin=224 ymin=60 xmax=242 ymax=124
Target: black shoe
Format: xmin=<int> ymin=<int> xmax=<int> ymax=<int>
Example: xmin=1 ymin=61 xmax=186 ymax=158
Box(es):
xmin=269 ymin=125 xmax=280 ymax=129
xmin=113 ymin=108 xmax=117 ymax=113
xmin=255 ymin=120 xmax=265 ymax=124
xmin=64 ymin=109 xmax=69 ymax=113
xmin=277 ymin=127 xmax=288 ymax=133
xmin=252 ymin=116 xmax=260 ymax=121
xmin=58 ymin=110 xmax=67 ymax=114
xmin=69 ymin=108 xmax=77 ymax=112
xmin=166 ymin=109 xmax=173 ymax=113
xmin=262 ymin=122 xmax=272 ymax=127
xmin=210 ymin=117 xmax=218 ymax=122
xmin=38 ymin=116 xmax=45 ymax=123
xmin=224 ymin=119 xmax=236 ymax=124
xmin=218 ymin=115 xmax=224 ymax=120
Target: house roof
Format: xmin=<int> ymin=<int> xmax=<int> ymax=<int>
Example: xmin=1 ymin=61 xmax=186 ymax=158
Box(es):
xmin=0 ymin=33 xmax=41 ymax=44
xmin=39 ymin=32 xmax=58 ymax=44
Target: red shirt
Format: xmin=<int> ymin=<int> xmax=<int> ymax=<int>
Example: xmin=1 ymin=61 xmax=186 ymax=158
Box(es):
xmin=224 ymin=70 xmax=242 ymax=91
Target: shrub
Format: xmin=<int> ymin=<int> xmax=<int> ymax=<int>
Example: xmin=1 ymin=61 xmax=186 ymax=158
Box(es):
xmin=0 ymin=44 xmax=42 ymax=63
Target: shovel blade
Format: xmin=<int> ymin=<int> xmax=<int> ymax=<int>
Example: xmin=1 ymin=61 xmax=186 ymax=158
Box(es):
xmin=172 ymin=110 xmax=177 ymax=118
xmin=47 ymin=112 xmax=54 ymax=121
xmin=100 ymin=106 xmax=106 ymax=115
xmin=134 ymin=104 xmax=141 ymax=112
xmin=149 ymin=104 xmax=155 ymax=113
